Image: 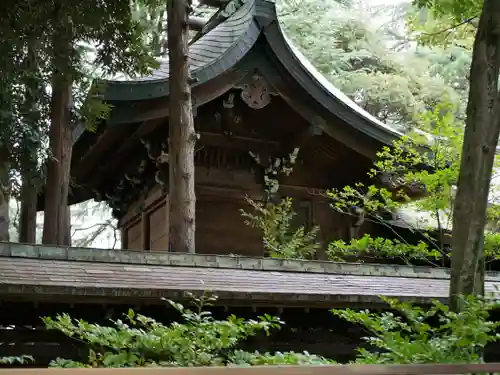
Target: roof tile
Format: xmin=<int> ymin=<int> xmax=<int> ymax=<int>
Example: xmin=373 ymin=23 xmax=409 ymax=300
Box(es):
xmin=0 ymin=257 xmax=498 ymax=305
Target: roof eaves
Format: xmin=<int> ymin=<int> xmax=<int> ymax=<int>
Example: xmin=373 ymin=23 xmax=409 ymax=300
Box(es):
xmin=263 ymin=22 xmax=402 ymax=146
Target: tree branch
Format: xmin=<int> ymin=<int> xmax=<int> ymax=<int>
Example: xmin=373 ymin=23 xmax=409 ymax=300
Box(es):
xmin=422 ymin=15 xmax=479 ymax=38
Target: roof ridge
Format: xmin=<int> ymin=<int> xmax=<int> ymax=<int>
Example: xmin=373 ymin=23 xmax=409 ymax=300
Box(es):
xmin=190 ymin=0 xmax=253 ymax=45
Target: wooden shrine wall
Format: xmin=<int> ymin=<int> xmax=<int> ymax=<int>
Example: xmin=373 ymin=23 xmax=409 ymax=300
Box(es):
xmin=118 ymin=178 xmax=363 ymax=256
xmin=120 ymin=187 xmax=169 ymax=251
xmin=117 ymin=95 xmax=375 ymax=255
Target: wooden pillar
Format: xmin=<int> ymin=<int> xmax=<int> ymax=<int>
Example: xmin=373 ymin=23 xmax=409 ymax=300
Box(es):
xmin=120 ymin=226 xmax=128 ymax=250
xmin=165 ymin=194 xmax=171 ymax=252
xmin=141 ymin=212 xmax=150 ymax=250
xmin=62 ymin=206 xmax=72 ymax=246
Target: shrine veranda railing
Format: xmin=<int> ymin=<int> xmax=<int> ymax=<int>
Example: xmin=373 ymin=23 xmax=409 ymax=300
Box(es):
xmin=4 ymin=363 xmax=500 ymax=375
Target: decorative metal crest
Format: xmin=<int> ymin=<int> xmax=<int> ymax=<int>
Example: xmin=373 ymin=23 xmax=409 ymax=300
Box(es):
xmin=235 ymin=74 xmax=277 ymax=110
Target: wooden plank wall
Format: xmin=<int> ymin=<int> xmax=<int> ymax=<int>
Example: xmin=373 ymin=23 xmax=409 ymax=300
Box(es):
xmin=118 ymin=183 xmax=354 ymax=256
xmin=116 ymin=159 xmax=360 ymax=255
xmin=196 ymin=195 xmax=262 ymax=255
xmin=149 ymin=201 xmax=169 ymax=251
xmin=120 ymin=189 xmax=263 ymax=255
xmin=120 ymin=187 xmax=167 ymax=251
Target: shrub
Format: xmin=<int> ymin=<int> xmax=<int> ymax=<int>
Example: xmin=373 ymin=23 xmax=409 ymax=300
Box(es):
xmin=333 ymin=295 xmax=500 ymax=364
xmin=241 ymin=196 xmax=319 ymax=259
xmin=43 ymin=292 xmax=332 ymax=367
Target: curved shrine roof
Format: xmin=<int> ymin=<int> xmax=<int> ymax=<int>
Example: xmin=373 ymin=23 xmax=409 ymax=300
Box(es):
xmin=101 ymin=0 xmax=401 ymax=146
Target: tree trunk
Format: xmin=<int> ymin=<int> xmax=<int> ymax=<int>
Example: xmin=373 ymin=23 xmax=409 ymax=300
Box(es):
xmin=42 ymin=12 xmax=73 ymax=245
xmin=167 ymin=0 xmax=196 ymax=253
xmin=42 ymin=80 xmax=73 ymax=245
xmin=19 ymin=176 xmax=38 ymax=243
xmin=19 ymin=42 xmax=40 ymax=245
xmin=0 ymin=148 xmax=10 ymax=242
xmin=450 ymin=0 xmax=500 ymax=311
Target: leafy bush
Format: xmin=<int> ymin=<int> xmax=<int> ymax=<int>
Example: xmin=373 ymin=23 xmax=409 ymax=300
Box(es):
xmin=7 ymin=294 xmax=500 ymax=367
xmin=329 ymin=232 xmax=500 ymax=265
xmin=326 ymin=102 xmax=466 ymax=264
xmin=241 ymin=196 xmax=319 ymax=259
xmin=328 ymin=234 xmax=441 ymax=264
xmin=43 ymin=292 xmax=331 ymax=367
xmin=333 ymin=295 xmax=500 ymax=364
xmin=229 ymin=350 xmax=332 ymax=365
xmin=0 ymin=355 xmax=34 ymax=366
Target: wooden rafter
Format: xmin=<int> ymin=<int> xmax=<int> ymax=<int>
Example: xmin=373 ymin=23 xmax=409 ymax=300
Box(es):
xmin=199 ymin=132 xmax=281 ymax=154
xmin=198 ymin=0 xmax=231 ymax=6
xmin=72 ymin=123 xmax=136 ymax=182
xmin=280 ymin=123 xmax=324 ymax=155
xmin=85 ymin=118 xmax=165 ymax=190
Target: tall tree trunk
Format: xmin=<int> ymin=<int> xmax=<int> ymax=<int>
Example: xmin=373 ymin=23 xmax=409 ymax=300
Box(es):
xmin=0 ymin=148 xmax=10 ymax=242
xmin=167 ymin=0 xmax=196 ymax=253
xmin=42 ymin=10 xmax=73 ymax=246
xmin=42 ymin=81 xmax=73 ymax=245
xmin=450 ymin=0 xmax=500 ymax=311
xmin=19 ymin=42 xmax=40 ymax=245
xmin=19 ymin=176 xmax=37 ymax=243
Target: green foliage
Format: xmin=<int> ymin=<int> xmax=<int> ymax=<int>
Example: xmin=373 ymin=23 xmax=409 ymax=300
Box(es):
xmin=412 ymin=0 xmax=481 ymax=18
xmin=329 ymin=230 xmax=500 ymax=265
xmin=229 ymin=350 xmax=332 ymax=365
xmin=243 ymin=150 xmax=319 ymax=259
xmin=0 ymin=355 xmax=34 ymax=365
xmin=328 ymin=234 xmax=441 ymax=264
xmin=241 ymin=196 xmax=320 ymax=259
xmin=329 ymin=183 xmax=398 ymax=218
xmin=0 ymin=0 xmax=159 ymax=203
xmin=0 ymin=17 xmax=51 ymax=197
xmin=327 ymin=102 xmax=465 ymax=262
xmin=332 ymin=295 xmax=500 ymax=364
xmin=373 ymin=101 xmax=463 ymax=214
xmin=43 ymin=292 xmax=329 ymax=367
xmin=280 ymin=0 xmax=468 ymax=132
xmin=407 ymin=4 xmax=478 ymax=47
xmin=484 ymin=233 xmax=500 ymax=261
xmin=131 ymin=0 xmax=167 ymax=57
xmin=325 ymin=99 xmax=500 ymax=264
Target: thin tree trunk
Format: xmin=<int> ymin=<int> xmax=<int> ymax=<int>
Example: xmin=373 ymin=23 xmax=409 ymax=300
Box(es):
xmin=167 ymin=0 xmax=196 ymax=253
xmin=19 ymin=176 xmax=37 ymax=243
xmin=0 ymin=147 xmax=10 ymax=242
xmin=450 ymin=0 xmax=500 ymax=311
xmin=19 ymin=42 xmax=40 ymax=245
xmin=42 ymin=10 xmax=73 ymax=246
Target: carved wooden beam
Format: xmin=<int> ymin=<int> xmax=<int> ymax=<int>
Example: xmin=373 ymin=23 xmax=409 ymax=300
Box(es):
xmin=87 ymin=118 xmax=165 ymax=190
xmin=281 ymin=123 xmax=323 ymax=154
xmin=139 ymin=131 xmax=170 ymax=188
xmin=198 ymin=132 xmax=281 ymax=154
xmin=72 ymin=124 xmax=134 ymax=182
